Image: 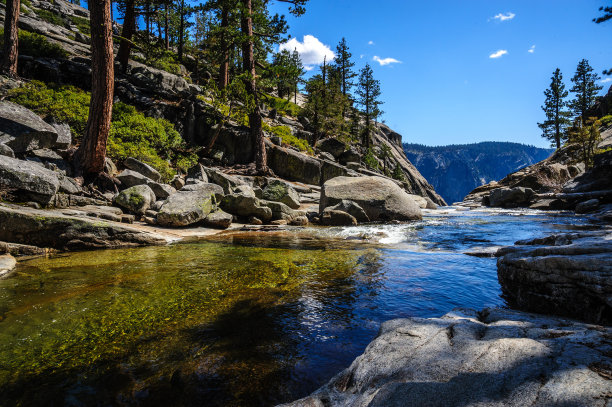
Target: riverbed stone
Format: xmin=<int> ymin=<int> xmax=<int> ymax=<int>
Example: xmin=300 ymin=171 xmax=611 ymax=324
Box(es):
xmin=321 ymin=209 xmax=357 ymax=226
xmin=280 ymin=307 xmax=612 ymax=407
xmin=157 ymin=189 xmax=215 ymax=227
xmin=0 ymin=254 xmax=17 ymax=277
xmin=575 ymin=198 xmax=600 ymax=214
xmin=262 ymin=180 xmax=300 ymax=209
xmin=114 ymin=185 xmax=156 ymax=215
xmin=124 ymin=157 xmax=162 ymax=182
xmin=320 ymin=176 xmax=422 ymax=221
xmin=0 ymin=155 xmax=60 ymax=204
xmin=203 ymin=209 xmax=233 ymax=229
xmin=326 ymin=200 xmax=369 ymax=223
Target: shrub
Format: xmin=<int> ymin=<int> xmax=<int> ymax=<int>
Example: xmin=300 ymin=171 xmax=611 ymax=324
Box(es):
xmin=392 ymin=164 xmax=406 ymax=181
xmin=0 ymin=29 xmax=68 ymax=59
xmin=35 ymin=8 xmax=66 ymax=27
xmin=69 ymin=15 xmax=90 ymax=36
xmin=7 ymin=81 xmax=197 ymax=181
xmin=363 ymin=148 xmax=379 ymax=170
xmin=262 ymin=94 xmax=301 ymax=117
xmin=600 ymin=115 xmax=612 ymax=127
xmin=263 ymin=123 xmax=312 ymax=154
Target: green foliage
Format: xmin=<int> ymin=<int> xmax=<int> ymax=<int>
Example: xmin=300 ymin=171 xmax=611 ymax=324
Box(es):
xmin=0 ymin=29 xmax=68 ymax=59
xmin=600 ymin=115 xmax=612 ymax=127
xmin=263 ymin=123 xmax=312 ymax=153
xmin=568 ymin=118 xmax=602 ymax=168
xmin=538 ymin=68 xmax=571 ymax=149
xmin=132 ymin=50 xmax=183 ymax=76
xmin=262 ymin=94 xmax=301 ymax=117
xmin=570 ymin=59 xmax=603 ymax=121
xmin=392 ymin=164 xmax=406 ymax=181
xmin=35 ymin=8 xmax=66 ymax=27
xmin=69 ymin=15 xmax=90 ymax=35
xmin=7 ymin=81 xmax=196 ymax=181
xmin=363 ymin=148 xmax=379 ymax=170
xmin=356 ymin=64 xmax=384 ymax=148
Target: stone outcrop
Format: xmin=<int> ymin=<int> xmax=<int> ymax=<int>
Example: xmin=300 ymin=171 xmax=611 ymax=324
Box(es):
xmin=281 ymin=308 xmax=612 ymax=407
xmin=0 ymin=155 xmax=60 ymax=204
xmin=321 ymin=209 xmax=357 ymax=226
xmin=497 ymin=231 xmax=612 ymax=325
xmin=320 ymin=176 xmax=422 ymax=222
xmin=0 ymin=101 xmax=62 ymax=153
xmin=0 ymin=204 xmax=167 ymax=250
xmin=124 ymin=157 xmax=162 ymax=182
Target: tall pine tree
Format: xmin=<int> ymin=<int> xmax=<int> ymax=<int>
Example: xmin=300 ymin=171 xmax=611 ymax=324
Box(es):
xmin=594 ymin=4 xmax=612 ymax=75
xmin=569 ymin=59 xmax=603 ymax=123
xmin=333 ymin=37 xmax=357 ymax=97
xmin=356 ymin=63 xmax=383 ymax=149
xmin=538 ymin=68 xmax=571 ymax=149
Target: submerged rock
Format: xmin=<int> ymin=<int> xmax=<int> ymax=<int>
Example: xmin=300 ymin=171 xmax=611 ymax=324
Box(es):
xmin=281 ymin=308 xmax=612 ymax=407
xmin=320 ymin=176 xmax=422 ymax=221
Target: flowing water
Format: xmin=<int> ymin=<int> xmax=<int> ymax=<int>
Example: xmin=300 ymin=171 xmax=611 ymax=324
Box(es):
xmin=0 ymin=208 xmax=596 ymax=406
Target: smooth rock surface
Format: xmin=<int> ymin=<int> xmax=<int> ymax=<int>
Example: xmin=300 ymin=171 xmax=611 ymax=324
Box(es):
xmin=281 ymin=308 xmax=612 ymax=407
xmin=0 ymin=254 xmax=17 ymax=278
xmin=157 ymin=189 xmax=215 ymax=227
xmin=0 ymin=155 xmax=59 ymax=204
xmin=326 ymin=200 xmax=369 ymax=223
xmin=0 ymin=101 xmax=59 ymax=153
xmin=321 ymin=209 xmax=358 ymax=226
xmin=203 ymin=209 xmax=233 ymax=229
xmin=497 ymin=231 xmax=612 ymax=325
xmin=489 ymin=187 xmax=535 ymax=208
xmin=320 ymin=176 xmax=422 ymax=221
xmin=221 ymin=194 xmax=273 ymax=222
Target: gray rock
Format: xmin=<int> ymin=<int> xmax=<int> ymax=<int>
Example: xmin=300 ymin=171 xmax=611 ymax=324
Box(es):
xmin=321 ymin=160 xmax=349 ymax=184
xmin=203 ymin=210 xmax=233 ymax=229
xmin=327 ymin=200 xmax=369 ymax=223
xmin=157 ymin=189 xmax=215 ymax=227
xmin=0 ymin=101 xmax=60 ymax=153
xmin=575 ymin=198 xmax=600 ymax=214
xmin=497 ymin=231 xmax=612 ymax=325
xmin=0 ymin=155 xmax=59 ymax=204
xmin=114 ymin=185 xmax=156 ymax=215
xmin=0 ymin=241 xmax=48 ymax=257
xmin=248 ymin=216 xmax=263 ymax=225
xmin=316 ymin=137 xmax=346 ymax=158
xmin=124 ymin=157 xmax=162 ymax=182
xmin=0 ymin=254 xmax=17 ymax=278
xmin=187 ymin=163 xmax=209 ymax=183
xmin=147 ymin=181 xmax=176 ymax=200
xmin=104 ymin=157 xmax=118 ymax=176
xmin=261 ymin=200 xmax=298 ymax=221
xmin=317 ymin=151 xmax=335 ymax=161
xmin=320 ymin=176 xmax=422 ymax=222
xmin=338 ymin=148 xmax=361 ymax=166
xmin=408 ymin=194 xmax=428 ymax=209
xmin=221 ymin=194 xmax=272 ymax=222
xmin=116 ymin=169 xmax=151 ymax=188
xmin=58 ymin=175 xmax=81 ymax=194
xmin=179 ymin=182 xmax=224 ymax=202
xmin=204 ymin=167 xmax=244 ymax=194
xmin=269 ymin=145 xmax=322 ymax=186
xmin=171 ymin=175 xmax=185 ymax=190
xmin=488 ymin=187 xmax=536 ymax=208
xmin=290 ymin=215 xmax=309 ymax=226
xmin=0 ymin=204 xmax=167 ymax=251
xmin=233 ymin=184 xmax=256 ymax=198
xmin=0 ymin=143 xmax=15 ymax=158
xmin=281 ymin=308 xmax=612 ymax=407
xmin=50 ymin=122 xmax=71 ymax=149
xmin=30 ymin=148 xmax=62 ymax=160
xmin=321 ymin=209 xmax=357 ymax=226
xmin=262 ymin=180 xmax=301 ymax=209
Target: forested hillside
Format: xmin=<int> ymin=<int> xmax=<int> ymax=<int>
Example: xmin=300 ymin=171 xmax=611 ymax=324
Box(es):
xmin=403 ymin=142 xmax=553 ymax=204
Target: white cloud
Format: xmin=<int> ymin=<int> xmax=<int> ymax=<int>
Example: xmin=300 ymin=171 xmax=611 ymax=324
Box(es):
xmin=368 ymin=41 xmax=375 ymax=45
xmin=601 ymin=78 xmax=612 ymax=84
xmin=373 ymin=56 xmax=401 ymax=66
xmin=489 ymin=49 xmax=508 ymax=59
xmin=279 ymin=35 xmax=335 ymax=69
xmin=528 ymin=45 xmax=536 ymax=54
xmin=491 ymin=12 xmax=515 ymax=22
xmin=360 ymin=54 xmax=365 ymax=59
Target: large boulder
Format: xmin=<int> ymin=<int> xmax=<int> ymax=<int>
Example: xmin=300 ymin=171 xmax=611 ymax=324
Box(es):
xmin=497 ymin=231 xmax=612 ymax=325
xmin=157 ymin=189 xmax=215 ymax=227
xmin=124 ymin=157 xmax=162 ymax=182
xmin=327 ymin=200 xmax=369 ymax=223
xmin=281 ymin=308 xmax=612 ymax=407
xmin=262 ymin=179 xmax=300 ymax=209
xmin=0 ymin=204 xmax=167 ymax=251
xmin=321 ymin=209 xmax=357 ymax=226
xmin=203 ymin=167 xmax=244 ymax=194
xmin=220 ymin=194 xmax=272 ymax=222
xmin=114 ymin=185 xmax=156 ymax=216
xmin=147 ymin=181 xmax=176 ymax=201
xmin=179 ymin=182 xmax=224 ymax=202
xmin=0 ymin=101 xmax=61 ymax=153
xmin=488 ymin=187 xmax=536 ymax=208
xmin=320 ymin=176 xmax=422 ymax=221
xmin=203 ymin=209 xmax=233 ymax=229
xmin=316 ymin=137 xmax=346 ymax=158
xmin=261 ymin=200 xmax=301 ymax=222
xmin=116 ymin=169 xmax=151 ymax=189
xmin=269 ymin=145 xmax=321 ymax=186
xmin=0 ymin=155 xmax=59 ymax=204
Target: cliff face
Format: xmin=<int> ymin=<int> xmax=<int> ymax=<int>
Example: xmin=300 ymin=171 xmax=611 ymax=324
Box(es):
xmin=404 ymin=142 xmax=554 ymax=204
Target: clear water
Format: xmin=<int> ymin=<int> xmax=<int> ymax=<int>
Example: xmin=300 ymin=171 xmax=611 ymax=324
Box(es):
xmin=0 ymin=208 xmax=595 ymax=406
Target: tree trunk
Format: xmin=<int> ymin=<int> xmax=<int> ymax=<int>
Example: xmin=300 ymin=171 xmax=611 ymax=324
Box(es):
xmin=178 ymin=0 xmax=185 ymax=62
xmin=116 ymin=0 xmax=135 ymax=73
xmin=217 ymin=2 xmax=230 ymax=89
xmin=165 ymin=2 xmax=169 ymax=50
xmin=1 ymin=0 xmax=20 ymax=76
xmin=241 ymin=0 xmax=267 ymax=173
xmin=145 ymin=0 xmax=151 ymax=37
xmin=76 ymin=0 xmax=114 ymax=176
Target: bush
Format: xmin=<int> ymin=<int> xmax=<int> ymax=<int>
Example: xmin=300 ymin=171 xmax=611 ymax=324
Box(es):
xmin=600 ymin=115 xmax=612 ymax=127
xmin=69 ymin=15 xmax=90 ymax=36
xmin=263 ymin=123 xmax=312 ymax=154
xmin=262 ymin=94 xmax=301 ymax=117
xmin=0 ymin=29 xmax=68 ymax=59
xmin=35 ymin=8 xmax=66 ymax=27
xmin=363 ymin=148 xmax=379 ymax=170
xmin=7 ymin=81 xmax=197 ymax=181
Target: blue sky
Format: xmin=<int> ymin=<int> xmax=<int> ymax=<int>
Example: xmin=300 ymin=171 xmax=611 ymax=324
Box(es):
xmin=270 ymin=0 xmax=612 ymax=148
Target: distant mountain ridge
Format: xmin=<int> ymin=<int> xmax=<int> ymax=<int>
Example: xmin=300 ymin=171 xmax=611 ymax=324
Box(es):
xmin=403 ymin=142 xmax=554 ymax=204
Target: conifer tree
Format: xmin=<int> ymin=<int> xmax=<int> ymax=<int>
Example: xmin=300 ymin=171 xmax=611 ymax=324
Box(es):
xmin=594 ymin=4 xmax=612 ymax=74
xmin=538 ymin=68 xmax=571 ymax=149
xmin=1 ymin=0 xmax=20 ymax=76
xmin=334 ymin=37 xmax=356 ymax=97
xmin=116 ymin=0 xmax=137 ymax=73
xmin=290 ymin=48 xmax=305 ymax=104
xmin=356 ymin=63 xmax=383 ymax=148
xmin=569 ymin=59 xmax=603 ymax=123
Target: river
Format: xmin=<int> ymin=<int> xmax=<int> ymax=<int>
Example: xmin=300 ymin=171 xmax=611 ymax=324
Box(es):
xmin=0 ymin=208 xmax=595 ymax=406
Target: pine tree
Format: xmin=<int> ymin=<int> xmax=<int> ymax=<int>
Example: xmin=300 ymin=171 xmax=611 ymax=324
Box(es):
xmin=334 ymin=37 xmax=357 ymax=97
xmin=538 ymin=68 xmax=571 ymax=149
xmin=594 ymin=4 xmax=612 ymax=74
xmin=1 ymin=0 xmax=20 ymax=76
xmin=290 ymin=48 xmax=305 ymax=104
xmin=76 ymin=0 xmax=115 ymax=176
xmin=356 ymin=63 xmax=383 ymax=148
xmin=569 ymin=59 xmax=603 ymax=122
xmin=116 ymin=0 xmax=137 ymax=73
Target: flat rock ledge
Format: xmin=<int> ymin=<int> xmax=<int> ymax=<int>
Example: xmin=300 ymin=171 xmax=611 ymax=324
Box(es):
xmin=0 ymin=203 xmax=170 ymax=251
xmin=280 ymin=308 xmax=612 ymax=407
xmin=497 ymin=231 xmax=612 ymax=325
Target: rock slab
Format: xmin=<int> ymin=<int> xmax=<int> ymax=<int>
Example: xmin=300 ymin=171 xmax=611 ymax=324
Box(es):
xmin=0 ymin=155 xmax=59 ymax=204
xmin=280 ymin=308 xmax=612 ymax=407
